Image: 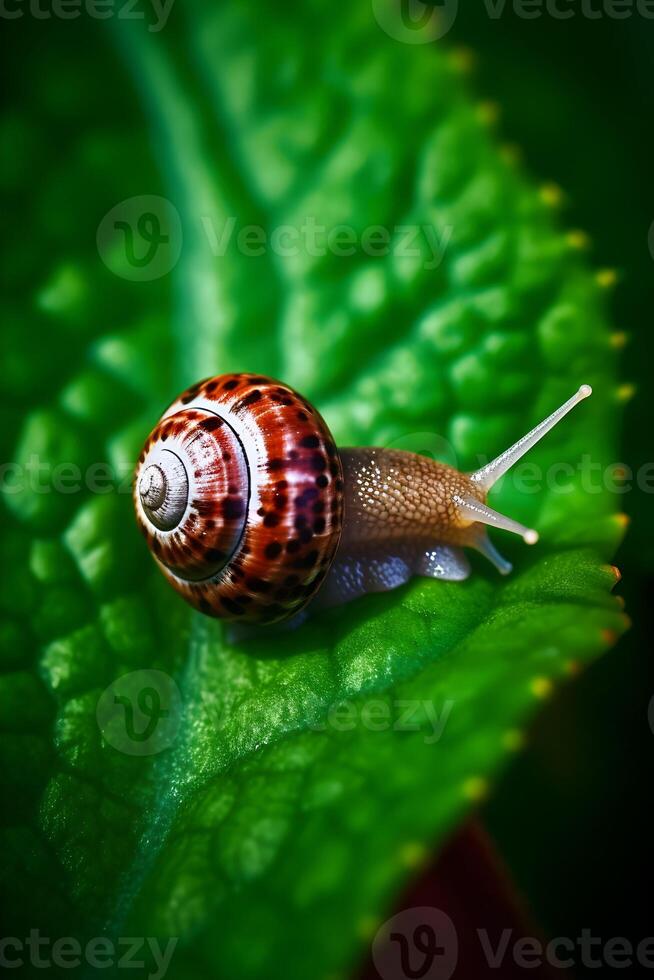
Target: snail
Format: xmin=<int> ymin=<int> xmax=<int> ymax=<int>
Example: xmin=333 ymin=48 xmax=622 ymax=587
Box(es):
xmin=134 ymin=373 xmax=592 ymax=625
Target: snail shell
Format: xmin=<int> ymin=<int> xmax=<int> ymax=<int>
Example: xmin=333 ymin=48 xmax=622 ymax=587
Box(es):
xmin=134 ymin=374 xmax=344 ymax=624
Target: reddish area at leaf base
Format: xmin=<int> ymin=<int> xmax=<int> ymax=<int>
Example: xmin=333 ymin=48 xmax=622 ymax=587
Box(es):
xmin=358 ymin=817 xmax=565 ymax=980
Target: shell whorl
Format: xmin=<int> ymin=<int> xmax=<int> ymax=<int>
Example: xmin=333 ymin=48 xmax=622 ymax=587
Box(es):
xmin=138 ymin=456 xmax=188 ymax=531
xmin=134 ymin=404 xmax=249 ymax=582
xmin=134 ymin=373 xmax=344 ymax=624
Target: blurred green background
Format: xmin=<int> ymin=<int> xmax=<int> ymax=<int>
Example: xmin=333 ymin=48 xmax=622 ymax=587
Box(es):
xmin=450 ymin=5 xmax=654 ymax=962
xmin=1 ymin=1 xmax=652 ymax=978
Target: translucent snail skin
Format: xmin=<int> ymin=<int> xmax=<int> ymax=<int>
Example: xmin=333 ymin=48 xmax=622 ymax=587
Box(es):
xmin=134 ymin=374 xmax=592 ymax=624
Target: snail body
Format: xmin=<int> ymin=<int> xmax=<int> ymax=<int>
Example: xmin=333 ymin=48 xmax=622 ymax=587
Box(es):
xmin=134 ymin=373 xmax=592 ymax=624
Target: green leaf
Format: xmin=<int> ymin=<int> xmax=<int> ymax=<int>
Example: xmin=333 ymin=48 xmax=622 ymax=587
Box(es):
xmin=1 ymin=3 xmax=627 ymax=978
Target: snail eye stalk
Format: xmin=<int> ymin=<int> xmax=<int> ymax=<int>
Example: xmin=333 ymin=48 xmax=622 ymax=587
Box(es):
xmin=470 ymin=385 xmax=592 ymax=492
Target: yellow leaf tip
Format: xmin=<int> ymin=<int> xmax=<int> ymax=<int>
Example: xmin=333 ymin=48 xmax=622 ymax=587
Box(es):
xmin=462 ymin=776 xmax=489 ymax=802
xmin=356 ymin=917 xmax=378 ymax=941
xmin=399 ymin=841 xmax=428 ymax=869
xmin=596 ymin=268 xmax=618 ymax=288
xmin=448 ymin=46 xmax=477 ymax=74
xmin=601 ymin=563 xmax=622 ymax=583
xmin=502 ymin=729 xmax=525 ymax=752
xmin=566 ymin=229 xmax=590 ymax=250
xmin=616 ymin=383 xmax=636 ymax=402
xmin=477 ymin=101 xmax=500 ymax=126
xmin=530 ymin=676 xmax=553 ymax=699
xmin=609 ymin=331 xmax=629 ymax=349
xmin=500 ymin=143 xmax=522 ymax=167
xmin=539 ymin=182 xmax=563 ymax=207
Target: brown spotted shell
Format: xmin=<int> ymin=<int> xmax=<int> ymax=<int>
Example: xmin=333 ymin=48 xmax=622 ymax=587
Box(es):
xmin=134 ymin=373 xmax=344 ymax=624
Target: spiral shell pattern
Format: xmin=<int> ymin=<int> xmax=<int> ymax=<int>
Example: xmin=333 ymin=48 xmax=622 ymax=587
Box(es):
xmin=134 ymin=373 xmax=344 ymax=624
